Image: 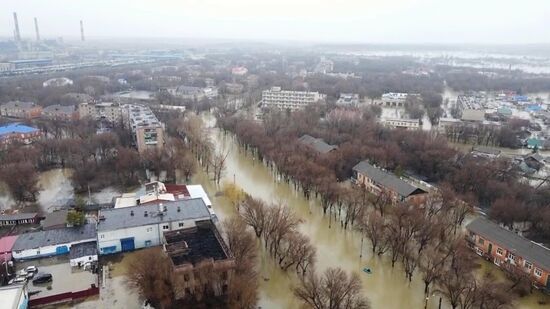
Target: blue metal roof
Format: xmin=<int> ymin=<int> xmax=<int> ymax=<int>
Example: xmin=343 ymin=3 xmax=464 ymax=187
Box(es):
xmin=0 ymin=123 xmax=40 ymax=136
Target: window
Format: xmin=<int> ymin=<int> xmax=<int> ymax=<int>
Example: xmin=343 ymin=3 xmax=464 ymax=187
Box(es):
xmin=478 ymin=238 xmax=484 ymax=245
xmin=163 ymin=225 xmax=169 ymax=230
xmin=508 ymin=253 xmax=516 ymax=261
xmin=178 ymin=222 xmax=184 ymax=228
xmin=496 ymin=248 xmax=503 ymax=256
xmin=184 ymin=274 xmax=190 ymax=282
xmin=535 ymin=268 xmax=543 ymax=277
xmin=146 ymin=227 xmax=152 ymax=232
xmin=525 ymin=261 xmax=533 ymax=270
xmin=145 ymin=240 xmax=152 ymax=247
xmin=100 ymin=234 xmax=105 ymax=239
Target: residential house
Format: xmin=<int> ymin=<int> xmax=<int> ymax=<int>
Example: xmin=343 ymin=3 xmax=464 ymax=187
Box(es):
xmin=0 ymin=213 xmax=38 ymax=226
xmin=352 ymin=161 xmax=428 ymax=204
xmin=97 ymin=198 xmax=213 ymax=255
xmin=466 ymin=217 xmax=550 ymax=289
xmin=164 ymin=220 xmax=235 ymax=300
xmin=298 ymin=135 xmax=337 ymax=154
xmin=11 ymin=224 xmax=97 ymax=260
xmin=0 ymin=101 xmax=42 ymax=119
xmin=78 ymin=102 xmax=122 ymax=123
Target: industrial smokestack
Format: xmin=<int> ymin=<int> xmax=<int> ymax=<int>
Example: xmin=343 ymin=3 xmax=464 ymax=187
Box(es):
xmin=34 ymin=17 xmax=40 ymax=41
xmin=13 ymin=12 xmax=21 ymax=41
xmin=80 ymin=20 xmax=85 ymax=42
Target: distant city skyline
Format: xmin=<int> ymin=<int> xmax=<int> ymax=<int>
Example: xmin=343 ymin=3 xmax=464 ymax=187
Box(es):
xmin=1 ymin=0 xmax=549 ymax=44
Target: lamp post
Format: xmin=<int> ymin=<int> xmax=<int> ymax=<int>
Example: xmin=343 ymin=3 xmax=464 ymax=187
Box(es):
xmin=359 ymin=228 xmax=364 ymax=259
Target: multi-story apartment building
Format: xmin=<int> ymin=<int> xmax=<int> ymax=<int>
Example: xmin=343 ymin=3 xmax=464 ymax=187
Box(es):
xmin=78 ymin=102 xmax=122 ymax=123
xmin=164 ymin=220 xmax=235 ymax=300
xmin=0 ymin=101 xmax=43 ymax=119
xmin=336 ymin=93 xmax=360 ymax=106
xmin=124 ymin=104 xmax=165 ymax=153
xmin=375 ymin=93 xmax=410 ymax=107
xmin=352 ymin=161 xmax=428 ymax=204
xmin=43 ymin=104 xmax=79 ymax=121
xmin=262 ymin=87 xmax=324 ymax=111
xmin=466 ymin=217 xmax=550 ymax=290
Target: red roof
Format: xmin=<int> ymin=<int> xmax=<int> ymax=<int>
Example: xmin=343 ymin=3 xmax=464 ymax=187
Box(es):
xmin=164 ymin=184 xmax=190 ymax=199
xmin=0 ymin=235 xmax=18 ymax=262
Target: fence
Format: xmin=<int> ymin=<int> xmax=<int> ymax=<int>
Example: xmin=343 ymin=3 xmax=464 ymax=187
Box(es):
xmin=29 ymin=285 xmax=99 ymax=307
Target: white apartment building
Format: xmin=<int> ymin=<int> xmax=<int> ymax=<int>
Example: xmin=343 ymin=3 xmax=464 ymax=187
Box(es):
xmin=123 ymin=104 xmax=165 ymax=153
xmin=376 ymin=92 xmax=410 ymax=107
xmin=262 ymin=87 xmax=324 ymax=111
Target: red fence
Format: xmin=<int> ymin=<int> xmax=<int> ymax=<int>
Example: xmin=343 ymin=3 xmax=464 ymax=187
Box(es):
xmin=29 ymin=286 xmax=99 ymax=307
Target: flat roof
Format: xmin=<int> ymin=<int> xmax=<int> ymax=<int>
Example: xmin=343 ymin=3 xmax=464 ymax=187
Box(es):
xmin=12 ymin=224 xmax=97 ymax=251
xmin=164 ymin=222 xmax=229 ymax=266
xmin=467 ymin=217 xmax=550 ymax=271
xmin=0 ymin=285 xmax=25 ymax=309
xmin=69 ymin=241 xmax=98 ymax=259
xmin=98 ymin=198 xmax=211 ymax=232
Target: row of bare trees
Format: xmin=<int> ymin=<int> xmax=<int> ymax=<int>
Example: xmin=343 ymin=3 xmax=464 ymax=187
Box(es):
xmin=356 ymin=189 xmax=527 ymax=309
xmin=218 ymin=107 xmax=550 ymax=244
xmin=239 ymin=196 xmax=316 ymax=276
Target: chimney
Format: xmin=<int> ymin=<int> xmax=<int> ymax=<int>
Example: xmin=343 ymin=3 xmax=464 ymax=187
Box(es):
xmin=34 ymin=17 xmax=40 ymax=41
xmin=80 ymin=20 xmax=85 ymax=42
xmin=13 ymin=12 xmax=21 ymax=42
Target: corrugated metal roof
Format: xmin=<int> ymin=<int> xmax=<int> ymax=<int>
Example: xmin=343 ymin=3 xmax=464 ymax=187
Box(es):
xmin=0 ymin=124 xmax=40 ymax=136
xmin=97 ymin=198 xmax=211 ymax=232
xmin=467 ymin=217 xmax=550 ymax=271
xmin=352 ymin=161 xmax=425 ymax=197
xmin=298 ymin=134 xmax=337 ymax=154
xmin=12 ymin=224 xmax=97 ymax=251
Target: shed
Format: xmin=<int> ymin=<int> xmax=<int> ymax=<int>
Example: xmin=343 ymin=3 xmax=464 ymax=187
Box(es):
xmin=69 ymin=241 xmax=98 ymax=267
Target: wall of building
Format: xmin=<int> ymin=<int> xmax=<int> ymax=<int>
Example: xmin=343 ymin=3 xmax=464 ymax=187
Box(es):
xmin=98 ymin=219 xmax=198 ymax=255
xmin=136 ymin=126 xmax=165 ymax=153
xmin=70 ymin=254 xmax=98 ymax=267
xmin=12 ymin=238 xmax=96 ymax=260
xmin=469 ymin=233 xmax=550 ymax=287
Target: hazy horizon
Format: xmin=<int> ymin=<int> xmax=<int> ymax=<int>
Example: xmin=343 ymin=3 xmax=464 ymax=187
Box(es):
xmin=2 ymin=0 xmax=550 ymax=45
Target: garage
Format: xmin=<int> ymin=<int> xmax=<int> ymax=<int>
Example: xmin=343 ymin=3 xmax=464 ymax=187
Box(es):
xmin=120 ymin=237 xmax=135 ymax=252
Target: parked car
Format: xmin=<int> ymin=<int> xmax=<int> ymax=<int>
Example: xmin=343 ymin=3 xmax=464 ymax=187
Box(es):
xmin=26 ymin=266 xmax=38 ymax=273
xmin=32 ymin=273 xmax=52 ymax=284
xmin=8 ymin=276 xmax=27 ymax=285
xmin=25 ymin=272 xmax=35 ymax=279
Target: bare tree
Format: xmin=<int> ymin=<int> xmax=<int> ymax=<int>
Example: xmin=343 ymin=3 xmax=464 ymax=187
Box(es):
xmin=359 ymin=211 xmax=389 ymax=255
xmin=210 ymin=146 xmax=230 ymax=185
xmin=294 ymin=268 xmax=370 ymax=309
xmin=240 ymin=196 xmax=268 ymax=238
xmin=126 ymin=248 xmax=175 ymax=309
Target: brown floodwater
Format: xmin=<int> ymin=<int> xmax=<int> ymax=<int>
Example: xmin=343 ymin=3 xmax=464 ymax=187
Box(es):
xmin=195 ymin=113 xmax=549 ymax=309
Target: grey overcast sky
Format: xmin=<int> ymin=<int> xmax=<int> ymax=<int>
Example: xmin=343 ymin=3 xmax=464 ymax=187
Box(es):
xmin=1 ymin=0 xmax=549 ymax=44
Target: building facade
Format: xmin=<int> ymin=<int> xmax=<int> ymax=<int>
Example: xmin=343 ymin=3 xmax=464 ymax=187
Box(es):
xmin=97 ymin=199 xmax=213 ymax=255
xmin=164 ymin=221 xmax=235 ymax=300
xmin=0 ymin=213 xmax=38 ymax=226
xmin=124 ymin=104 xmax=165 ymax=153
xmin=262 ymin=87 xmax=324 ymax=111
xmin=382 ymin=118 xmax=420 ymax=130
xmin=352 ymin=161 xmax=428 ymax=204
xmin=0 ymin=101 xmax=42 ymax=119
xmin=466 ymin=217 xmax=550 ymax=289
xmin=0 ymin=124 xmax=42 ymax=147
xmin=42 ymin=104 xmax=79 ymax=121
xmin=11 ymin=224 xmax=97 ymax=260
xmin=78 ymin=102 xmax=122 ymax=123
